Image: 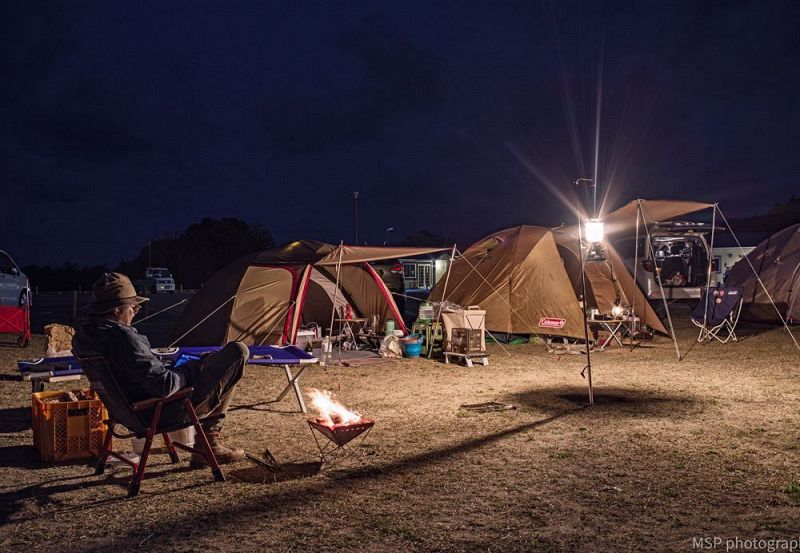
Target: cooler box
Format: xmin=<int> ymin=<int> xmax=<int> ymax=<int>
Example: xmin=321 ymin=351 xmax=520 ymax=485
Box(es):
xmin=441 ymin=306 xmax=486 ymax=351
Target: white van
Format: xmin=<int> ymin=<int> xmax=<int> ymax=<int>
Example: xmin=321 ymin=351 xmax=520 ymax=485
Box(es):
xmin=636 ymin=222 xmax=721 ymax=300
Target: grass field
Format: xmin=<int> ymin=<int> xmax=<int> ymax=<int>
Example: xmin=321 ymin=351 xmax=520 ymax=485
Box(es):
xmin=1 ymin=317 xmax=799 ymax=552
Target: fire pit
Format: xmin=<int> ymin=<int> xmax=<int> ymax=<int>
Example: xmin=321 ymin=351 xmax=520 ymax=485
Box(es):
xmin=307 ymin=418 xmax=375 ymax=447
xmin=305 ymin=388 xmax=374 ymax=467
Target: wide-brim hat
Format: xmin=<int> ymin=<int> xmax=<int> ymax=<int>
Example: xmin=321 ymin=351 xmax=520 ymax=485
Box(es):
xmin=89 ymin=272 xmax=149 ymax=315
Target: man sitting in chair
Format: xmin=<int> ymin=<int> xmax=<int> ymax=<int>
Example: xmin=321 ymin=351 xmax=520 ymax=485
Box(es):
xmin=72 ymin=272 xmax=247 ymax=466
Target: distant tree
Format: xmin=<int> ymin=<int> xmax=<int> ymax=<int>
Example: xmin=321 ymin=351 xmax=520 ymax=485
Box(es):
xmin=119 ymin=218 xmax=275 ymax=288
xmin=23 ymin=263 xmax=110 ymax=292
xmin=22 ymin=218 xmax=274 ymax=291
xmin=399 ymin=230 xmax=453 ymax=248
xmin=728 ymin=195 xmax=800 ymax=233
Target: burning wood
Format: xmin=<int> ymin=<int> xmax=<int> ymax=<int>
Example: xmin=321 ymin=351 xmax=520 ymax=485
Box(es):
xmin=306 ymin=388 xmax=374 ymax=450
xmin=307 ymin=388 xmax=362 ymax=427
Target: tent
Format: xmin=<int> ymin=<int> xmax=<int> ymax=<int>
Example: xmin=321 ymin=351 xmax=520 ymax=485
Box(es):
xmin=428 ymin=226 xmax=590 ymax=340
xmin=727 ymin=223 xmax=800 ymax=323
xmin=170 ymin=240 xmax=447 ymax=346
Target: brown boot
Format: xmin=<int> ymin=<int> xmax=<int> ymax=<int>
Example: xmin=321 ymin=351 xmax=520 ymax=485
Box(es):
xmin=190 ymin=431 xmax=246 ymax=468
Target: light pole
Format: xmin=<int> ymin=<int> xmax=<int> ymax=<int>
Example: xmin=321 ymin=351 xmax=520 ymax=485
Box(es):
xmin=574 ymin=177 xmax=601 ymax=406
xmin=353 ymin=191 xmax=359 ymax=244
xmin=384 ymin=227 xmax=394 ymax=245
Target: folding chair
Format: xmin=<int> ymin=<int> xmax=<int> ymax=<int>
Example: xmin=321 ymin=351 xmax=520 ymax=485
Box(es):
xmin=691 ymin=287 xmax=743 ymax=344
xmin=74 ymin=355 xmax=225 ymax=498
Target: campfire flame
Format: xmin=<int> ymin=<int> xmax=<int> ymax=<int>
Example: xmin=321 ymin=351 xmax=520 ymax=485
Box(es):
xmin=307 ymin=388 xmax=361 ymax=427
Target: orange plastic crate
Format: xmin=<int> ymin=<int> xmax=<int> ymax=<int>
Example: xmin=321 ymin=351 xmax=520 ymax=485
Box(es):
xmin=32 ymin=389 xmax=108 ymax=462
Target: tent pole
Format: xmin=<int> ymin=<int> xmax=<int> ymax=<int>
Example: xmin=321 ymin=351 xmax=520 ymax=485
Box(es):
xmin=716 ymin=208 xmax=800 ymax=352
xmin=577 ymin=216 xmax=594 ymax=405
xmin=630 ymin=204 xmax=641 ymax=352
xmin=700 ymin=206 xmax=718 ymax=336
xmin=327 ymin=242 xmax=345 ymax=341
xmin=428 ymin=244 xmax=457 ymax=358
xmin=639 ymin=200 xmax=682 ymax=360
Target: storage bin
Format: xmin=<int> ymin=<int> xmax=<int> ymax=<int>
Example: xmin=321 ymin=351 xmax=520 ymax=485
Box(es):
xmin=32 ymin=389 xmax=108 ymax=462
xmin=450 ymin=328 xmax=484 ymax=354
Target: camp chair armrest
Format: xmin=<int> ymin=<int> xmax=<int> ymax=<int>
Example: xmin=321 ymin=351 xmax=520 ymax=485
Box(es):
xmin=131 ymin=387 xmax=195 ymax=412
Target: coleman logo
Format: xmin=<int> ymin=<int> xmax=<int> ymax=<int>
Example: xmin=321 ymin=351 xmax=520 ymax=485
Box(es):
xmin=538 ymin=317 xmax=566 ymax=329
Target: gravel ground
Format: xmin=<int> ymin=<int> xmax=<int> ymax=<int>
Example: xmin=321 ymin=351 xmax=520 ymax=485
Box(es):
xmin=1 ymin=317 xmax=800 ymax=552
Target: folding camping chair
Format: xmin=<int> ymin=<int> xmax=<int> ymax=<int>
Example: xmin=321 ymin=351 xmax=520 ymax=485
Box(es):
xmin=691 ymin=287 xmax=743 ymax=344
xmin=74 ymin=355 xmax=225 ymax=498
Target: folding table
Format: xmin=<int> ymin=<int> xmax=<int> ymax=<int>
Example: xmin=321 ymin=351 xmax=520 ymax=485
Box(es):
xmin=19 ymin=345 xmax=317 ymax=412
xmin=588 ymin=315 xmax=640 ymax=350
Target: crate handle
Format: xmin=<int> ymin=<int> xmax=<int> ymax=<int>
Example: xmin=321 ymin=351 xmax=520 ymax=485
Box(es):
xmin=68 ymin=407 xmax=89 ymax=417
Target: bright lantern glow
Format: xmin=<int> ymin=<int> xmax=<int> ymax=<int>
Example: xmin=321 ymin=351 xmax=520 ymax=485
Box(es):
xmin=611 ymin=304 xmax=625 ymax=317
xmin=584 ymin=219 xmax=605 ymax=243
xmin=308 ymin=388 xmax=361 ymax=427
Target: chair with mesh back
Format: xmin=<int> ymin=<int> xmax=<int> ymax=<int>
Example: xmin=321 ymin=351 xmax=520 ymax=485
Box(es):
xmin=74 ymin=354 xmax=225 ymax=498
xmin=691 ymin=287 xmax=743 ymax=344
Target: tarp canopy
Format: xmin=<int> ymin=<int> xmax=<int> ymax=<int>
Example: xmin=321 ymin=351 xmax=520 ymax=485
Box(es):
xmin=428 ymin=226 xmax=587 ymax=339
xmin=602 ymin=199 xmax=714 ymax=236
xmin=727 ymin=223 xmax=800 ymax=322
xmin=316 ymin=245 xmax=449 ymax=266
xmin=170 ymin=240 xmax=416 ymax=346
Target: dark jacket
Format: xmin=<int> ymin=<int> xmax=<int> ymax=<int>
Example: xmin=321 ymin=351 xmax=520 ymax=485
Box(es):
xmin=72 ymin=318 xmax=181 ymax=403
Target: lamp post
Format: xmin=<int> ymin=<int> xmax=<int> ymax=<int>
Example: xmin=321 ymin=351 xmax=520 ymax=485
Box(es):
xmin=384 ymin=226 xmax=394 ymax=246
xmin=353 ymin=192 xmax=359 ymax=244
xmin=574 ymin=177 xmax=602 ymax=406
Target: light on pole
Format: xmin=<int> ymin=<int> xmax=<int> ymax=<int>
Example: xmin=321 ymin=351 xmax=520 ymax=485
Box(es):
xmin=574 ymin=177 xmax=603 ymax=406
xmin=384 ymin=227 xmax=394 ymax=245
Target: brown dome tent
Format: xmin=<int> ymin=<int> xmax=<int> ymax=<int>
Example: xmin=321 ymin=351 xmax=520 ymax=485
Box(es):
xmin=428 ymin=226 xmax=587 ymax=339
xmin=428 ymin=225 xmax=667 ymax=339
xmin=727 ymin=223 xmax=800 ymax=323
xmin=170 ymin=240 xmax=447 ymax=346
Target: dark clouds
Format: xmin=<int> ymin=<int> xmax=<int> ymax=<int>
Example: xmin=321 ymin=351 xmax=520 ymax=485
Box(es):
xmin=2 ymin=1 xmax=800 ymax=266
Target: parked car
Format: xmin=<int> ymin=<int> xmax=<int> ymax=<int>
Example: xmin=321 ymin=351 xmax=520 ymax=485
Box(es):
xmin=0 ymin=250 xmax=31 ymax=306
xmin=636 ymin=221 xmax=722 ymax=300
xmin=134 ymin=267 xmax=176 ymax=294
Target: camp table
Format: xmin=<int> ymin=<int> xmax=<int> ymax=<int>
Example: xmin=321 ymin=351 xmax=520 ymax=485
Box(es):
xmin=18 ymin=345 xmax=317 ymax=412
xmin=588 ymin=314 xmax=640 ymax=350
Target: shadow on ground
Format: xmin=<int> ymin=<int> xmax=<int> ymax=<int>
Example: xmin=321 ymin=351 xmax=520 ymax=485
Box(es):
xmin=228 ymin=461 xmax=322 ymax=484
xmin=0 ymin=407 xmax=31 ymax=433
xmin=507 ymin=385 xmax=704 ymax=418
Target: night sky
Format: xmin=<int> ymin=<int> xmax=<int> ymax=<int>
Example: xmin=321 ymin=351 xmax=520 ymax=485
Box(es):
xmin=3 ymin=1 xmax=799 ymax=266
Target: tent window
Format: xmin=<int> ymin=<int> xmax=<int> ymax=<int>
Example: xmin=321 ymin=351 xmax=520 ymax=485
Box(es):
xmin=403 ymin=264 xmax=416 ymax=278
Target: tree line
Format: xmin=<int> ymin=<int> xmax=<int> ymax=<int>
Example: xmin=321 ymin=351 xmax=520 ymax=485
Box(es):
xmin=23 ymin=218 xmax=452 ymax=292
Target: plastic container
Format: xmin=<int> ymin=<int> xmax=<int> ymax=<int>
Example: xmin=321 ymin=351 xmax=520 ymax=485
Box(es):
xmin=384 ymin=319 xmax=395 ymax=336
xmin=32 ymin=389 xmax=108 ymax=462
xmin=131 ymin=426 xmax=195 ymax=454
xmin=402 ymin=341 xmax=423 ymax=358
